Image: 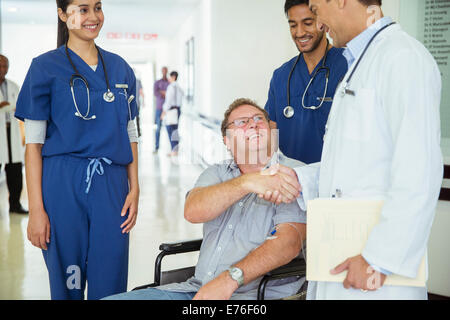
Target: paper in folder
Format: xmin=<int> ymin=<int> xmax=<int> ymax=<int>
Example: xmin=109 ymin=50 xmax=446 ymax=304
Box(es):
xmin=306 ymin=199 xmax=426 ymax=287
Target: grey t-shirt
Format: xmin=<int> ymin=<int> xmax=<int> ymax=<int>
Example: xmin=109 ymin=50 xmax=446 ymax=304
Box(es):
xmin=158 ymin=151 xmax=306 ymax=300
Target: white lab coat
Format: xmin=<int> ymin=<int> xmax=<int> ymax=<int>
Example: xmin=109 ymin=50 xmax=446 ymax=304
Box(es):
xmin=295 ymin=24 xmax=443 ymax=300
xmin=0 ymin=79 xmax=23 ymax=164
xmin=162 ymin=82 xmax=184 ymax=112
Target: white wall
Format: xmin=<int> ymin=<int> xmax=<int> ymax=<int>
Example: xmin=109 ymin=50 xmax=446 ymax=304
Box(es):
xmin=166 ymin=0 xmax=296 ymax=119
xmin=165 ymin=0 xmax=212 ymax=118
xmin=381 ymin=0 xmax=422 ymax=39
xmin=2 ymin=25 xmax=158 ymax=87
xmin=209 ymin=0 xmax=296 ymax=118
xmin=2 ymin=23 xmax=56 ymax=87
xmin=381 ymin=0 xmax=401 ymax=21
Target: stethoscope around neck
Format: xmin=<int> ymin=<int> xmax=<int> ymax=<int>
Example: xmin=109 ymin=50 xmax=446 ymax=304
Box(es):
xmin=284 ymin=40 xmax=331 ymax=119
xmin=65 ymin=43 xmax=115 ymax=121
xmin=339 ymin=21 xmax=396 ymax=98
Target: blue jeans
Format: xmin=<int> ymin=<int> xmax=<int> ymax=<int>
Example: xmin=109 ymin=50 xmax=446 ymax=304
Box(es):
xmin=165 ymin=107 xmax=181 ymax=152
xmin=103 ymin=288 xmax=196 ymax=300
xmin=155 ymin=109 xmax=163 ymax=150
xmin=166 ymin=124 xmax=179 ymax=151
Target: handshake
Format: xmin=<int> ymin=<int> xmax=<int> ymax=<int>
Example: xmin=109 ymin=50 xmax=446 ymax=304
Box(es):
xmin=242 ymin=164 xmax=302 ymax=205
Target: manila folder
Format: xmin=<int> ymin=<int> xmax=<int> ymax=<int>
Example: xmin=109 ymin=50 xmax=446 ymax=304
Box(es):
xmin=306 ymin=199 xmax=426 ymax=287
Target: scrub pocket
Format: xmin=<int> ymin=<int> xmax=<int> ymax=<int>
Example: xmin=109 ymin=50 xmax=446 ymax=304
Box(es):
xmin=114 ymin=88 xmax=130 ymax=126
xmin=342 ymin=88 xmax=376 ymax=142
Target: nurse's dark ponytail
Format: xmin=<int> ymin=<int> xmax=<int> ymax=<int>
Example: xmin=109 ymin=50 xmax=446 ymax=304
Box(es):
xmin=56 ymin=0 xmax=73 ymax=48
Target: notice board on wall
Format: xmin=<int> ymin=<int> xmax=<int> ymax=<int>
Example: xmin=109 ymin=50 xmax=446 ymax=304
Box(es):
xmin=422 ymin=0 xmax=450 ymax=150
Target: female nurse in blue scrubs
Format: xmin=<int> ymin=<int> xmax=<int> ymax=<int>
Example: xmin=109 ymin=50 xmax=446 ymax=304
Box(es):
xmin=15 ymin=0 xmax=139 ymax=300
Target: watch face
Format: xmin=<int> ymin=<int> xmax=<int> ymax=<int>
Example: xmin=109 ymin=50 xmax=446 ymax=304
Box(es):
xmin=231 ymin=268 xmax=243 ymax=278
xmin=229 ymin=267 xmax=244 ymax=287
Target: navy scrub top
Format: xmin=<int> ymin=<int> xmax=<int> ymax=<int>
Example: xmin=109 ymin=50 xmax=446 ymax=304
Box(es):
xmin=15 ymin=46 xmax=138 ymax=166
xmin=265 ymin=47 xmax=348 ymax=164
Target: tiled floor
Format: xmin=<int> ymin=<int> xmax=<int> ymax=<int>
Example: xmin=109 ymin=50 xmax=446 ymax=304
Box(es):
xmin=0 ymin=106 xmax=204 ymax=300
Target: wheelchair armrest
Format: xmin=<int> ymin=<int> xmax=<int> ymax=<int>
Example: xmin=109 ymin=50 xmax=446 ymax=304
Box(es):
xmin=257 ymin=257 xmax=307 ymax=300
xmin=134 ymin=239 xmax=203 ymax=290
xmin=159 ymin=239 xmax=203 ymax=254
xmin=264 ymin=256 xmax=306 ymax=279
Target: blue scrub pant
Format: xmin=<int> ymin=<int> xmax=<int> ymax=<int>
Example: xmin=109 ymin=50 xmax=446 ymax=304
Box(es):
xmin=41 ymin=155 xmax=129 ymax=300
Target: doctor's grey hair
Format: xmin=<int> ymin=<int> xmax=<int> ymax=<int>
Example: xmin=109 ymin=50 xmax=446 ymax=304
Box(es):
xmin=358 ymin=0 xmax=382 ymax=6
xmin=56 ymin=0 xmax=73 ymax=48
xmin=285 ymin=0 xmax=382 ymax=15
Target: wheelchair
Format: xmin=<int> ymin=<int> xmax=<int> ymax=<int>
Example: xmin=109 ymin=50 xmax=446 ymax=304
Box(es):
xmin=132 ymin=238 xmax=308 ymax=300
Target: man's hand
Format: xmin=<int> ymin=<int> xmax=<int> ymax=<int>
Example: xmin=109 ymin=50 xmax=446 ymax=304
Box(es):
xmin=160 ymin=111 xmax=166 ymax=120
xmin=242 ymin=164 xmax=301 ymax=204
xmin=255 ymin=164 xmax=302 ymax=204
xmin=331 ymin=255 xmax=387 ymax=291
xmin=0 ymin=101 xmax=10 ymax=108
xmin=193 ymin=271 xmax=238 ymax=300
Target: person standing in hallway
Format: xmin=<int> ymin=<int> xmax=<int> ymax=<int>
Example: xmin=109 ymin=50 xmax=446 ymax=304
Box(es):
xmin=153 ymin=66 xmax=169 ymax=153
xmin=265 ymin=0 xmax=348 ymax=164
xmin=15 ymin=0 xmax=140 ymax=300
xmin=0 ymin=54 xmax=28 ymax=215
xmin=162 ymin=71 xmax=184 ymax=157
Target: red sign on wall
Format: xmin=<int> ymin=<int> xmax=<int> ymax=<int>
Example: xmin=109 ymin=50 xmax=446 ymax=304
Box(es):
xmin=106 ymin=32 xmax=158 ymax=41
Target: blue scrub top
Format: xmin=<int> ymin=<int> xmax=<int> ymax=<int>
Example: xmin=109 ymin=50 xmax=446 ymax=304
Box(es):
xmin=265 ymin=47 xmax=348 ymax=164
xmin=15 ymin=45 xmax=138 ymax=166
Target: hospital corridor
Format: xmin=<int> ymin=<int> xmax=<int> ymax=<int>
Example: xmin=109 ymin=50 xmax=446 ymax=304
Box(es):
xmin=0 ymin=0 xmax=449 ymax=302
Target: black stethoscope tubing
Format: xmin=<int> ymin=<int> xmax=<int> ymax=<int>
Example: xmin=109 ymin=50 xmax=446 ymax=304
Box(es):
xmin=65 ymin=43 xmax=115 ymax=120
xmin=65 ymin=43 xmax=115 ymax=100
xmin=286 ymin=39 xmax=331 ymax=113
xmin=340 ymin=22 xmax=396 ymax=96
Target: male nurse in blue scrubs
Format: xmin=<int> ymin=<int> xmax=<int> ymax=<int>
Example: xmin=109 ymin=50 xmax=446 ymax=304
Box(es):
xmin=265 ymin=0 xmax=348 ymax=164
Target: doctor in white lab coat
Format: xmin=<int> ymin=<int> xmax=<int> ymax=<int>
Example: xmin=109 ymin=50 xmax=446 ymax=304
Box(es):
xmin=0 ymin=54 xmax=27 ymax=214
xmin=261 ymin=0 xmax=443 ymax=300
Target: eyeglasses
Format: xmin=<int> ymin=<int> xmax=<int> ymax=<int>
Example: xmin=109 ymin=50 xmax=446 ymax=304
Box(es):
xmin=226 ymin=114 xmax=266 ymax=129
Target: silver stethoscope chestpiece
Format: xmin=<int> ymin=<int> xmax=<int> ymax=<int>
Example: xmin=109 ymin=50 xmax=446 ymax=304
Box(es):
xmin=103 ymin=90 xmax=115 ymax=103
xmin=283 ymin=106 xmax=295 ymax=119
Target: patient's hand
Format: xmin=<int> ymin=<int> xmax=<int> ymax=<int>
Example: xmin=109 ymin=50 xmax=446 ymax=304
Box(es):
xmin=192 ymin=271 xmax=238 ymax=300
xmin=254 ymin=164 xmax=301 ymax=204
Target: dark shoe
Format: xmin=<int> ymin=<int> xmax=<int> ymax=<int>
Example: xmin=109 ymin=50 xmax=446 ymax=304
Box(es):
xmin=10 ymin=206 xmax=29 ymax=214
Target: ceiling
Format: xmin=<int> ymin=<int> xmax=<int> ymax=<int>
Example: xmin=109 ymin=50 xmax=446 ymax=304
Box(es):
xmin=1 ymin=0 xmax=202 ymax=37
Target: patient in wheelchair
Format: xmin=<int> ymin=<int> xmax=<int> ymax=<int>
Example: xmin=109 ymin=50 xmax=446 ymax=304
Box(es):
xmin=105 ymin=98 xmax=306 ymax=300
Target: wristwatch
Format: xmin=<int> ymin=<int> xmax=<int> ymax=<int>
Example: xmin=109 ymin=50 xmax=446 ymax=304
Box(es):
xmin=228 ymin=267 xmax=244 ymax=287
